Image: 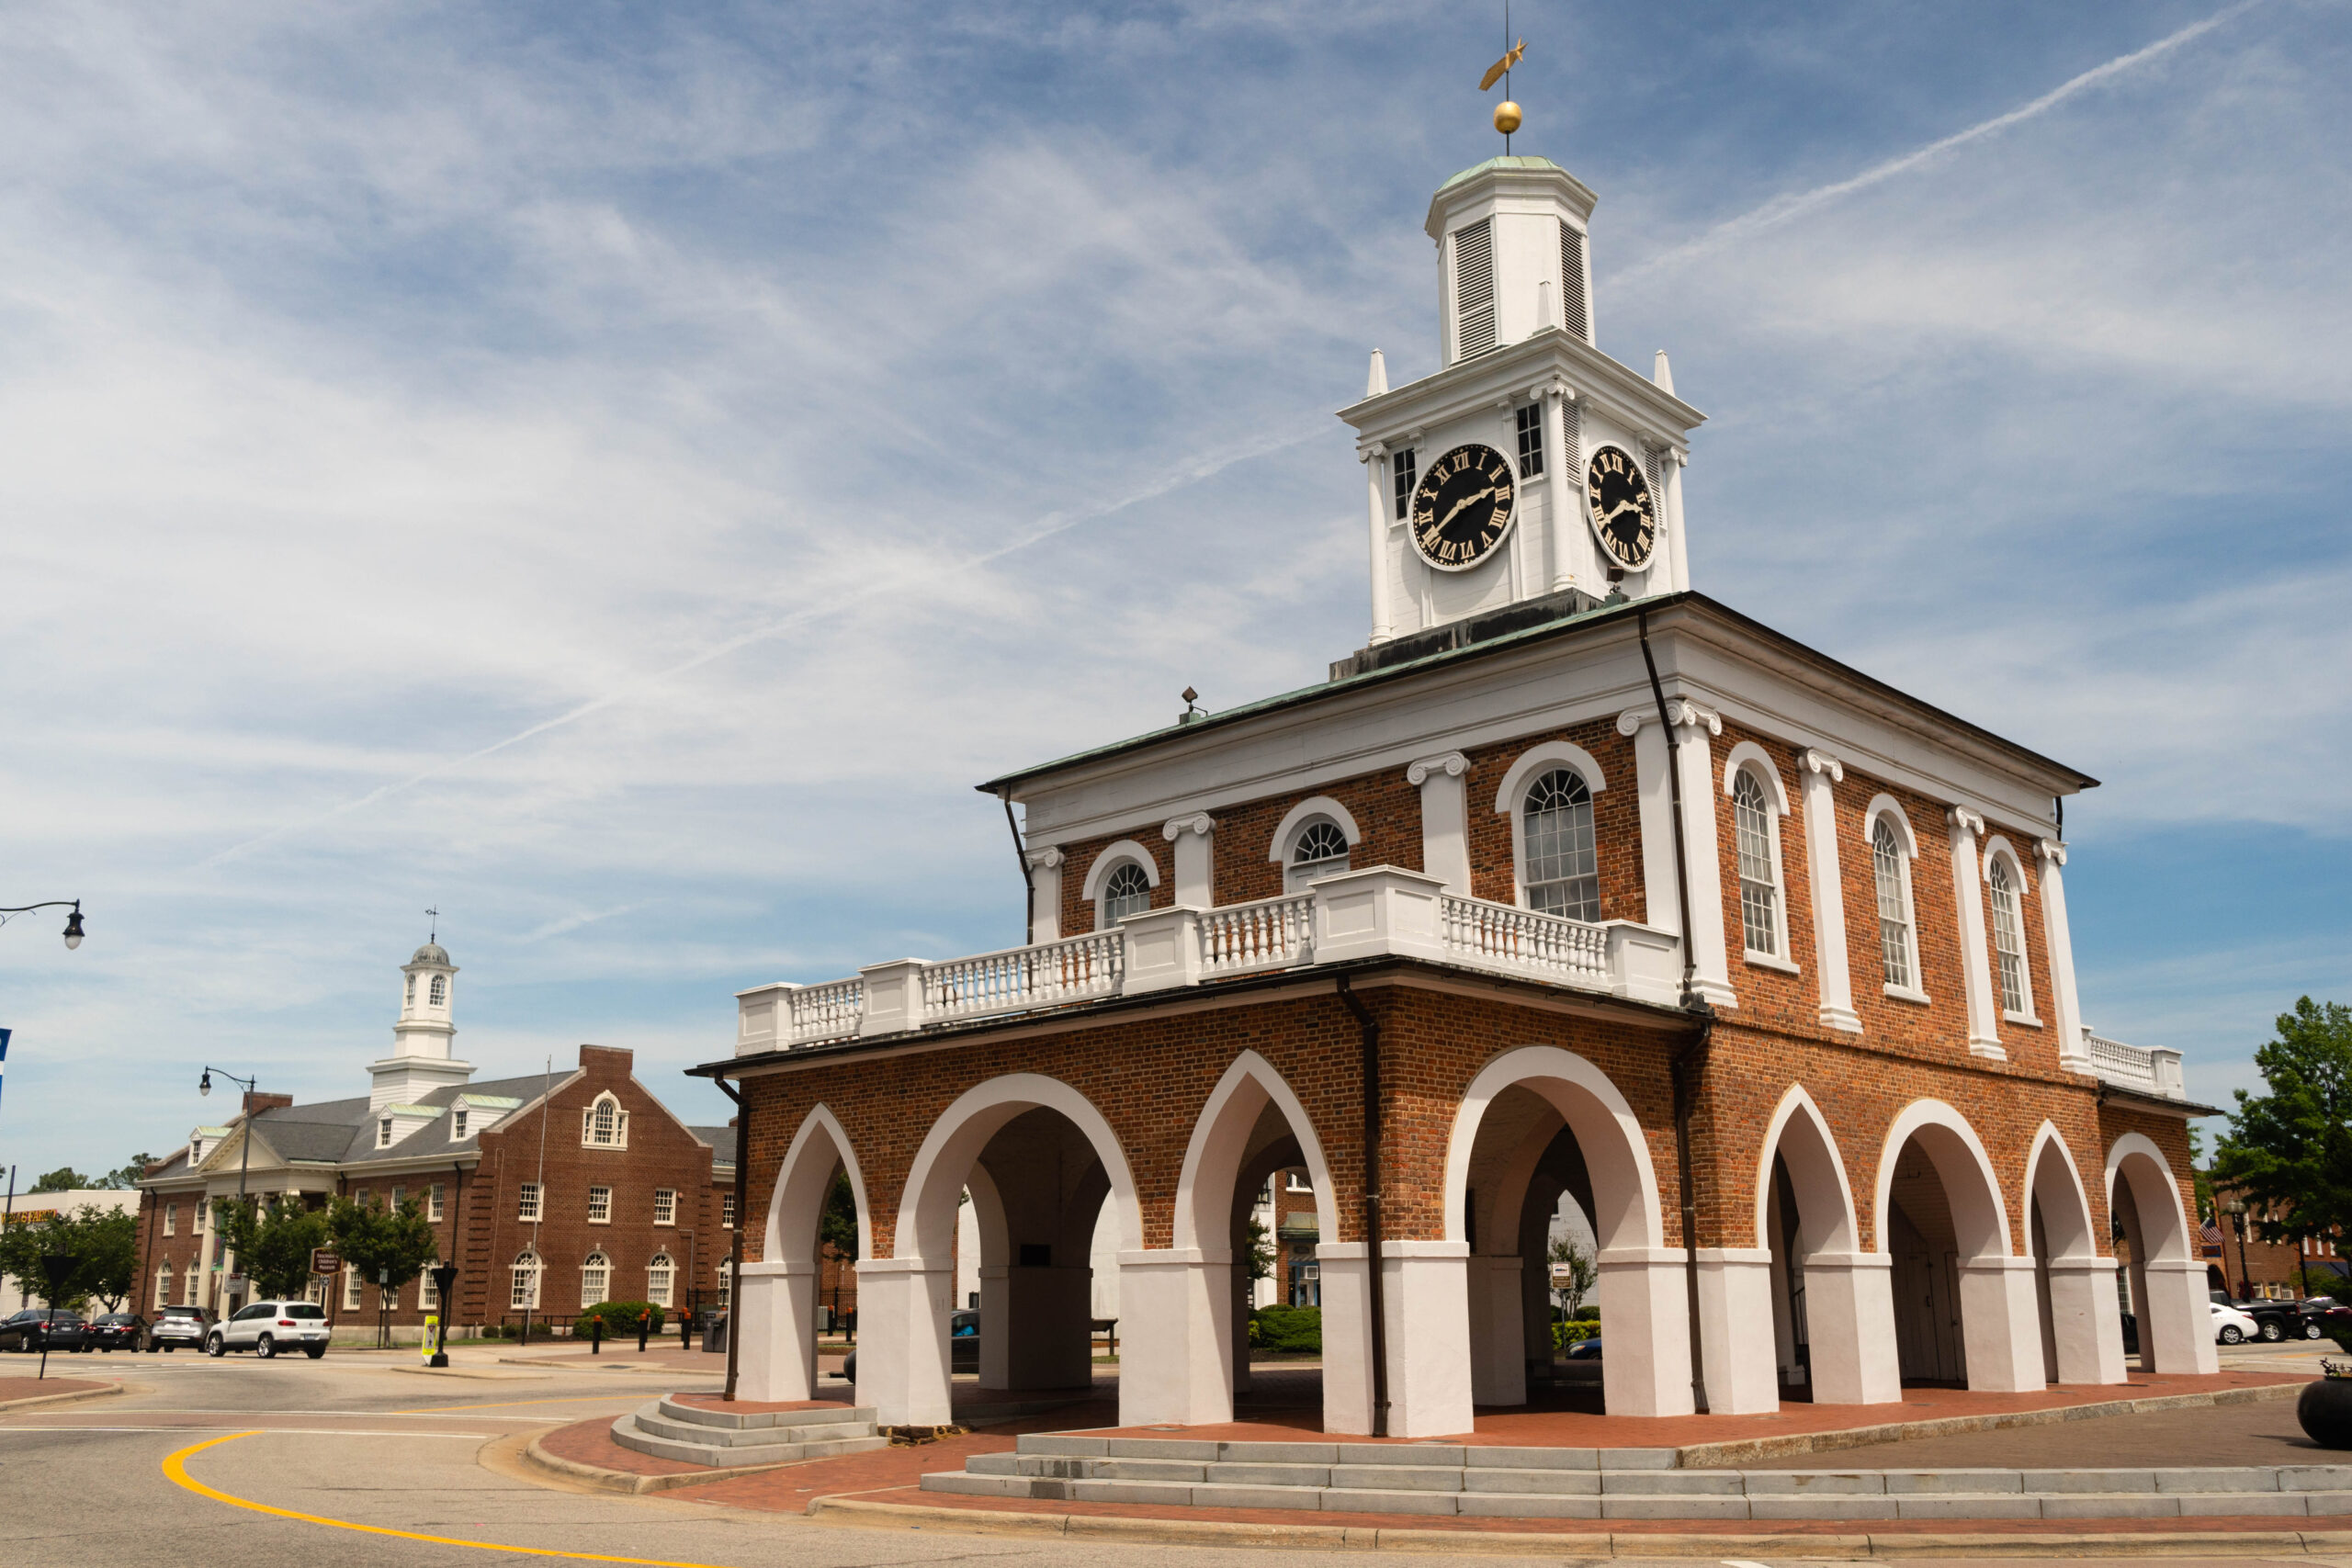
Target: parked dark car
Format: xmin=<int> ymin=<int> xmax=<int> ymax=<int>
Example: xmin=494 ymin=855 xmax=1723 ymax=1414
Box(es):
xmin=1565 ymin=1337 xmax=1601 ymax=1360
xmin=0 ymin=1308 xmax=89 ymax=1352
xmin=2243 ymin=1300 xmax=2329 ymax=1342
xmin=839 ymin=1310 xmax=979 ymax=1382
xmin=87 ymin=1313 xmax=149 ymax=1352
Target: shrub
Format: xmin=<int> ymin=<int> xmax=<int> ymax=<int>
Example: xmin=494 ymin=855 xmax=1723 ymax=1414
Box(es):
xmin=1551 ymin=1320 xmax=1599 ymax=1349
xmin=577 ymin=1300 xmax=665 ymax=1338
xmin=1250 ymin=1304 xmax=1321 ymax=1354
xmin=1573 ymin=1303 xmax=1600 ymax=1323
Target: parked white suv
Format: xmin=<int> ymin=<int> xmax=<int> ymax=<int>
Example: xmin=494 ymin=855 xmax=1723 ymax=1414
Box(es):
xmin=207 ymin=1300 xmax=330 ymax=1359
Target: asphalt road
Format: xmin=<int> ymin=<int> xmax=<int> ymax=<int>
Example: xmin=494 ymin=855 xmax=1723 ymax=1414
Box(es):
xmin=6 ymin=1345 xmax=2350 ymax=1568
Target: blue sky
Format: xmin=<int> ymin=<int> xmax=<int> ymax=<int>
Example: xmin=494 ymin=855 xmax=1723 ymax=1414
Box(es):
xmin=0 ymin=0 xmax=2345 ymax=1178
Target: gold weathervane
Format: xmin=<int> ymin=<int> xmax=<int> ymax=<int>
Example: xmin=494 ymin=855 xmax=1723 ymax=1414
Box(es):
xmin=1481 ymin=35 xmax=1525 ymax=142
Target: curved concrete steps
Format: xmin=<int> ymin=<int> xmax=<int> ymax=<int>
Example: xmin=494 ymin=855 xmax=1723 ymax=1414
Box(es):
xmin=610 ymin=1396 xmax=888 ymax=1470
xmin=922 ymin=1434 xmax=2352 ymax=1521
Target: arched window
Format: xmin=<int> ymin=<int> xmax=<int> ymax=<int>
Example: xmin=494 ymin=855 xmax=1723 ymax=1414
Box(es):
xmin=715 ymin=1264 xmax=731 ymax=1309
xmin=428 ymin=974 xmax=447 ymax=1007
xmin=1285 ymin=819 xmax=1351 ymax=893
xmin=155 ymin=1262 xmax=173 ymax=1311
xmin=580 ymin=1251 xmax=610 ymax=1308
xmin=582 ymin=1093 xmax=628 ymax=1148
xmin=647 ymin=1253 xmax=674 ymax=1308
xmin=1871 ymin=818 xmax=1915 ymax=989
xmin=510 ymin=1251 xmax=541 ymax=1311
xmin=1987 ymin=855 xmax=2030 ymax=1016
xmin=1100 ymin=863 xmax=1151 ymax=925
xmin=1521 ymin=769 xmax=1598 ymax=919
xmin=1732 ymin=770 xmax=1781 ymax=957
xmin=404 ymin=974 xmax=415 ymax=1007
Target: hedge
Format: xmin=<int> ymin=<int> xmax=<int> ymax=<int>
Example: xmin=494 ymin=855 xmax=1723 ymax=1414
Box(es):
xmin=1249 ymin=1304 xmax=1321 ymax=1354
xmin=577 ymin=1300 xmax=666 ymax=1337
xmin=1551 ymin=1319 xmax=1599 ymax=1349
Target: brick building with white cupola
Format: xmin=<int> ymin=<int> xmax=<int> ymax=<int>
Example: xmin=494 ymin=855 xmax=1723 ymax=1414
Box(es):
xmin=699 ymin=149 xmax=2211 ymax=1438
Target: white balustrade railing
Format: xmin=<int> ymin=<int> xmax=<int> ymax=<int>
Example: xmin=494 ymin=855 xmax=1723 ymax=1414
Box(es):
xmin=2084 ymin=1030 xmax=2187 ymax=1100
xmin=1201 ymin=894 xmax=1315 ymax=976
xmin=1440 ymin=894 xmax=1611 ymax=984
xmin=736 ymin=867 xmax=1665 ymax=1054
xmin=926 ymin=931 xmax=1124 ymax=1021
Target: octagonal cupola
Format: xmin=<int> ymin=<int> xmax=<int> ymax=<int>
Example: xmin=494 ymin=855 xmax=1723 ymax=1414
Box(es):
xmin=1426 ymin=155 xmax=1597 ymax=366
xmin=369 ymin=936 xmax=474 ymax=1111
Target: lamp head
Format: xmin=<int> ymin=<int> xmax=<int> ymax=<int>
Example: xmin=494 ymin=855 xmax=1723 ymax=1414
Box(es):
xmin=62 ymin=906 xmax=84 ymax=951
xmin=199 ymin=1070 xmax=212 ymax=1099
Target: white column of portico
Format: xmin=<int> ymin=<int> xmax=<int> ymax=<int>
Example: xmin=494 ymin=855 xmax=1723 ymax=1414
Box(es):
xmin=1596 ymin=1245 xmax=1697 ymax=1416
xmin=1162 ymin=814 xmax=1216 ymax=908
xmin=1114 ymin=1247 xmax=1234 ymax=1427
xmin=2141 ymin=1256 xmax=2222 ymax=1373
xmin=1384 ymin=1240 xmax=1476 ymax=1437
xmin=1465 ymin=1253 xmax=1529 ymax=1406
xmin=733 ymin=1259 xmax=818 ymax=1402
xmin=1795 ymin=1251 xmax=1905 ymax=1404
xmin=1026 ymin=847 xmax=1064 ymax=943
xmin=1693 ymin=1247 xmax=1780 ymax=1413
xmin=1799 ymin=749 xmax=1861 ymax=1033
xmin=1363 ymin=447 xmax=1394 ymax=645
xmin=1617 ymin=700 xmax=1735 ymax=1008
xmin=1317 ymin=1242 xmax=1376 ymax=1434
xmin=1946 ymin=808 xmax=2005 ymax=1059
xmin=2036 ymin=840 xmax=2092 ymax=1070
xmin=1408 ymin=751 xmax=1471 ymax=895
xmin=1958 ymin=1256 xmax=2051 ymax=1392
xmin=2044 ymin=1255 xmax=2130 ymax=1384
xmin=852 ymin=1257 xmax=956 ymax=1427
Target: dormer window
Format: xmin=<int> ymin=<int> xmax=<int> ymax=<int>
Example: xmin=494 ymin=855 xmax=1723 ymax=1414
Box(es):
xmin=428 ymin=974 xmax=447 ymax=1007
xmin=582 ymin=1092 xmax=628 ymax=1148
xmin=1286 ymin=820 xmax=1351 ymax=893
xmin=378 ymin=1117 xmax=393 ymax=1149
xmin=453 ymin=1109 xmax=468 ymax=1139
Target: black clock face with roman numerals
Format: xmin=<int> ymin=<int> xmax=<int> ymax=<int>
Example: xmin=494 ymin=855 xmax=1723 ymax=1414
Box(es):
xmin=1586 ymin=446 xmax=1657 ymax=570
xmin=1408 ymin=443 xmax=1516 ymax=571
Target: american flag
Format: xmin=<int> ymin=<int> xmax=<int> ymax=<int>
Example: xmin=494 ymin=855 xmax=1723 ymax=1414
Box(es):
xmin=2203 ymin=1218 xmax=2226 ymax=1247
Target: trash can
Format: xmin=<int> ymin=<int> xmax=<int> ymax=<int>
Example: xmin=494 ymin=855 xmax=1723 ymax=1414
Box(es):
xmin=701 ymin=1310 xmax=728 ymax=1354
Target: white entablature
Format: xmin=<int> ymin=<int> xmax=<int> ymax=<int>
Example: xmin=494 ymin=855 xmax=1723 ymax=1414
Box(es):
xmin=1337 ymin=156 xmax=1702 ymax=647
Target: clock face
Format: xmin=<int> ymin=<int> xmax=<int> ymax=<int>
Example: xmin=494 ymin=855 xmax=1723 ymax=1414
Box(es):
xmin=1408 ymin=443 xmax=1517 ymax=571
xmin=1586 ymin=446 xmax=1657 ymax=570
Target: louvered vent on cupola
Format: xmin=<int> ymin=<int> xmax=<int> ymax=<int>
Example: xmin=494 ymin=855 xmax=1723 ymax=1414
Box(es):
xmin=1558 ymin=220 xmax=1590 ymax=343
xmin=1453 ymin=218 xmax=1496 ymax=359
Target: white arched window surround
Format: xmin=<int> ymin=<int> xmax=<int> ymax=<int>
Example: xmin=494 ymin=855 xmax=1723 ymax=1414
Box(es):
xmin=582 ymin=1091 xmax=628 ymax=1149
xmin=1080 ymin=839 xmax=1161 ymax=930
xmin=1980 ymin=833 xmax=2041 ymax=1025
xmin=580 ymin=1250 xmax=611 ymax=1308
xmin=1268 ymin=796 xmax=1363 ymax=894
xmin=1862 ymin=794 xmax=1929 ymax=1005
xmin=1491 ymin=741 xmax=1608 ymax=912
xmin=1721 ymin=742 xmax=1797 ymax=971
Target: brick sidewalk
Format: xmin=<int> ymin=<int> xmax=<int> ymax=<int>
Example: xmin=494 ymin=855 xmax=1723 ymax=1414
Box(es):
xmin=0 ymin=1375 xmax=109 ymax=1406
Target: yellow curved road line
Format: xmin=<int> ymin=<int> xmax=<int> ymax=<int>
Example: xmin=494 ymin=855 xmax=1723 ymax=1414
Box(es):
xmin=162 ymin=1431 xmax=742 ymax=1568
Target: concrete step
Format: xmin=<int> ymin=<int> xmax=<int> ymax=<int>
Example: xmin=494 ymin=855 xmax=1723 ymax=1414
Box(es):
xmin=651 ymin=1395 xmax=876 ymax=1431
xmin=632 ymin=1410 xmax=880 ymax=1448
xmin=922 ymin=1451 xmax=2352 ymax=1521
xmin=609 ymin=1402 xmax=888 ymax=1471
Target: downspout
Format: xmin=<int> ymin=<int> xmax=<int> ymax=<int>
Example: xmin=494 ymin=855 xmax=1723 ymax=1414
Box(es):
xmin=1335 ymin=974 xmax=1390 ymax=1438
xmin=716 ymin=1075 xmax=752 ymax=1403
xmin=1639 ymin=605 xmax=1713 ymax=1416
xmin=1001 ymin=787 xmax=1035 ymax=947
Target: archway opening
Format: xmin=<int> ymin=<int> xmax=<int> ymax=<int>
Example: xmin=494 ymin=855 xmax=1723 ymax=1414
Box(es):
xmin=751 ymin=1108 xmax=871 ymax=1404
xmin=962 ymin=1107 xmax=1111 ymax=1393
xmin=1882 ymin=1122 xmax=2011 ymax=1389
xmin=1755 ymin=1093 xmax=1891 ymax=1406
xmin=2106 ymin=1136 xmax=2211 ymax=1375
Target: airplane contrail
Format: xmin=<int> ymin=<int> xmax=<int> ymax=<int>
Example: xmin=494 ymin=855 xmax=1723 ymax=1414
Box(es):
xmin=195 ymin=421 xmax=1328 ymax=868
xmin=1611 ymin=0 xmax=2266 ymax=286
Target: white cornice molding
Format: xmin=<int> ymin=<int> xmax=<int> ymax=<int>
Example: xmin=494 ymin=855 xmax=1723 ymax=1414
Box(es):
xmin=1946 ymin=806 xmax=1986 ymax=836
xmin=2035 ymin=837 xmax=2068 ymax=867
xmin=1614 ymin=698 xmax=1718 ymax=739
xmin=1161 ymin=812 xmax=1216 ymax=840
xmin=1406 ymin=750 xmax=1470 ymax=785
xmin=1025 ymin=846 xmax=1065 ymax=870
xmin=1800 ymin=748 xmax=1845 ymax=783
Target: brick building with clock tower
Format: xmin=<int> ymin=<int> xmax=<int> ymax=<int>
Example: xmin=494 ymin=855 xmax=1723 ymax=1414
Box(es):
xmin=698 ymin=146 xmax=2211 ymax=1438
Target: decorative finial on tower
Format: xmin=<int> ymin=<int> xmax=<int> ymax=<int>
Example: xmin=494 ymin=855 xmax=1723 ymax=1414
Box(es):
xmin=1366 ymin=348 xmax=1389 ymax=398
xmin=425 ymin=906 xmax=439 ymax=942
xmin=1652 ymin=350 xmax=1675 ymax=395
xmin=1480 ymin=4 xmax=1526 ymax=152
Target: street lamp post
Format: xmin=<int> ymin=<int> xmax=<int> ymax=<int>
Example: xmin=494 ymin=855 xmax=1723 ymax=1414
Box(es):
xmin=199 ymin=1066 xmax=257 ymax=1313
xmin=0 ymin=900 xmax=86 ymax=950
xmin=2227 ymin=1198 xmax=2253 ymax=1301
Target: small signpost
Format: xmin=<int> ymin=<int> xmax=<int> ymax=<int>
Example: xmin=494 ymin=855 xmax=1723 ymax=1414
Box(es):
xmin=311 ymin=1248 xmax=341 ymax=1277
xmin=38 ymin=1252 xmax=73 ymax=1382
xmin=427 ymin=1263 xmax=458 ymax=1367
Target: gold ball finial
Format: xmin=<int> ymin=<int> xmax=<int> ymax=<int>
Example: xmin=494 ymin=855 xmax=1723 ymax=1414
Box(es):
xmin=1493 ymin=100 xmax=1522 ymax=136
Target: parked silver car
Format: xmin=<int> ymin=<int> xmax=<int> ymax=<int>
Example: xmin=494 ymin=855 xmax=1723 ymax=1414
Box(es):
xmin=149 ymin=1303 xmax=214 ymax=1351
xmin=206 ymin=1300 xmax=329 ymax=1359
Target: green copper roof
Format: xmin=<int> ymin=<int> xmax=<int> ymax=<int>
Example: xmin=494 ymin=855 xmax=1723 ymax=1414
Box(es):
xmin=1438 ymin=154 xmax=1568 ymax=191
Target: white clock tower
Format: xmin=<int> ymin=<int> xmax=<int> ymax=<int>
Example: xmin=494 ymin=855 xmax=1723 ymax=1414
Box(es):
xmin=1335 ymin=154 xmax=1702 ymax=673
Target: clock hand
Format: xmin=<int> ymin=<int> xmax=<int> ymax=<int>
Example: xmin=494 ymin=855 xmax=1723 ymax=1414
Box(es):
xmin=1439 ymin=486 xmax=1498 ymax=528
xmin=1601 ymin=499 xmax=1641 ymax=523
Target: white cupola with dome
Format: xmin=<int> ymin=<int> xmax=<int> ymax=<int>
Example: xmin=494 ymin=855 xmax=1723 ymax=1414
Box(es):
xmin=368 ymin=936 xmax=476 ymax=1111
xmin=1333 ymin=148 xmax=1704 ymax=673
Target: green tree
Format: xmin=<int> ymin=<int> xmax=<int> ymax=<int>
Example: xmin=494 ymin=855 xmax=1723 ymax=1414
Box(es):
xmin=96 ymin=1155 xmax=155 ymax=1190
xmin=2214 ymin=998 xmax=2352 ymax=1246
xmin=1548 ymin=1235 xmax=1597 ymax=1317
xmin=326 ymin=1193 xmax=441 ymax=1315
xmin=0 ymin=1204 xmax=138 ymax=1310
xmin=818 ymin=1169 xmax=860 ymax=1262
xmin=215 ymin=1196 xmax=330 ymax=1300
xmin=1244 ymin=1218 xmax=1276 ymax=1285
xmin=29 ymin=1167 xmax=90 ymax=1193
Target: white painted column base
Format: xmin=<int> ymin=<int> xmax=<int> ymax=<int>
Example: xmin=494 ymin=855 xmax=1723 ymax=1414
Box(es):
xmin=853 ymin=1258 xmax=955 ymax=1427
xmin=1116 ymin=1248 xmax=1234 ymax=1427
xmin=1799 ymin=1252 xmax=1904 ymax=1404
xmin=2046 ymin=1256 xmax=2130 ymax=1384
xmin=1959 ymin=1256 xmax=2048 ymax=1393
xmin=1597 ymin=1247 xmax=1697 ymax=1417
xmin=2142 ymin=1257 xmax=2222 ymax=1374
xmin=1317 ymin=1243 xmax=1374 ymax=1435
xmin=732 ymin=1259 xmax=815 ymax=1404
xmin=1466 ymin=1254 xmax=1527 ymax=1407
xmin=1385 ymin=1241 xmax=1476 ymax=1438
xmin=1694 ymin=1247 xmax=1779 ymax=1414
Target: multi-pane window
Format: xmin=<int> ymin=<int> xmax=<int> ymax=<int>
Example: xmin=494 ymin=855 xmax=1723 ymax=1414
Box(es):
xmin=580 ymin=1252 xmax=610 ymax=1308
xmin=715 ymin=1265 xmax=730 ymax=1309
xmin=1522 ymin=769 xmax=1599 ymax=919
xmin=583 ymin=1094 xmax=628 ymax=1147
xmin=722 ymin=1193 xmax=736 ymax=1229
xmin=647 ymin=1254 xmax=674 ymax=1308
xmin=1100 ymin=863 xmax=1151 ymax=925
xmin=511 ymin=1253 xmax=540 ymax=1311
xmin=587 ymin=1186 xmax=612 ymax=1224
xmin=390 ymin=1186 xmax=404 ymax=1211
xmin=1988 ymin=857 xmax=2029 ymax=1014
xmin=517 ymin=1182 xmax=541 ymax=1223
xmin=345 ymin=1268 xmax=365 ymax=1311
xmin=164 ymin=1204 xmax=176 ymax=1237
xmin=405 ymin=973 xmax=416 ymax=1007
xmin=186 ymin=1268 xmax=200 ymax=1305
xmin=1515 ymin=403 xmax=1544 ymax=479
xmin=1392 ymin=448 xmax=1417 ymax=520
xmin=194 ymin=1200 xmax=206 ymax=1235
xmin=1733 ymin=771 xmax=1781 ymax=956
xmin=1871 ymin=819 xmax=1915 ymax=990
xmin=453 ymin=1110 xmax=468 ymax=1139
xmin=428 ymin=974 xmax=447 ymax=1007
xmin=428 ymin=1184 xmax=444 ymax=1222
xmin=155 ymin=1263 xmax=172 ymax=1309
xmin=378 ymin=1117 xmax=393 ymax=1148
xmin=653 ymin=1190 xmax=677 ymax=1226
xmin=421 ymin=1267 xmax=440 ymax=1311
xmin=1285 ymin=821 xmax=1351 ymax=893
